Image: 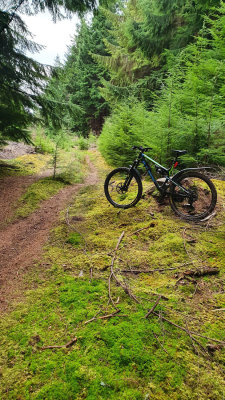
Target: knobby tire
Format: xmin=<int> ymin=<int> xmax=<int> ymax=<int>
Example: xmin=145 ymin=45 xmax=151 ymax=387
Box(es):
xmin=104 ymin=167 xmax=143 ymax=209
xmin=170 ymin=171 xmax=217 ymax=221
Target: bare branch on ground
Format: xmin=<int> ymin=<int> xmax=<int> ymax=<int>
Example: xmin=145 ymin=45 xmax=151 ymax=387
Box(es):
xmin=144 ymin=296 xmax=161 ymax=318
xmin=41 ymin=337 xmax=77 ymax=350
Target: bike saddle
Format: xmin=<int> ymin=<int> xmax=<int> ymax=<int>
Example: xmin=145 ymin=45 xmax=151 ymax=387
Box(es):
xmin=172 ymin=150 xmax=187 ymax=157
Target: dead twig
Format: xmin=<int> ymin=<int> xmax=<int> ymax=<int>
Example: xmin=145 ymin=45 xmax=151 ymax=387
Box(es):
xmin=175 ymin=275 xmax=197 ymax=285
xmin=193 ymin=282 xmax=199 ymax=296
xmin=177 ymin=267 xmax=219 ymax=278
xmin=153 ymin=312 xmax=225 ymax=345
xmin=122 ymin=267 xmax=177 ymax=274
xmin=153 ymin=333 xmax=169 ymax=355
xmin=144 ymin=296 xmax=161 ymax=319
xmin=109 ymin=231 xmax=140 ymax=305
xmin=185 ymin=321 xmax=208 ymax=356
xmin=108 ymin=271 xmax=118 ymax=309
xmin=84 ymin=310 xmax=128 ymax=325
xmin=41 ymin=337 xmax=77 ymax=350
xmin=112 ymin=272 xmax=140 ymax=304
xmin=175 ymin=267 xmax=219 ymax=285
xmin=149 ymin=292 xmax=169 ymax=301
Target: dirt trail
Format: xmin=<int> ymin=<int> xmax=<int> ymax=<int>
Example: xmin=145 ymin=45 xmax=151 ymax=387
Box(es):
xmin=0 ymin=157 xmax=98 ymax=312
xmin=0 ymin=169 xmax=52 ymax=227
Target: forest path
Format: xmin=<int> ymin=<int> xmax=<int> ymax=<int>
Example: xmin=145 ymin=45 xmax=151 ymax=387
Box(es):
xmin=0 ymin=169 xmax=52 ymax=228
xmin=0 ymin=156 xmax=98 ymax=312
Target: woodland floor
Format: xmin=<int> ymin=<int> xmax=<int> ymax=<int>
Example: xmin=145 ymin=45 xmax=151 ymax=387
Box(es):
xmin=0 ymin=144 xmax=225 ymax=400
xmin=0 ymin=146 xmax=97 ymax=312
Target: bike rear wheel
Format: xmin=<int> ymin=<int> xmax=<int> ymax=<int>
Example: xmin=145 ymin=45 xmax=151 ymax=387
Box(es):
xmin=104 ymin=167 xmax=143 ymax=209
xmin=170 ymin=171 xmax=217 ymax=220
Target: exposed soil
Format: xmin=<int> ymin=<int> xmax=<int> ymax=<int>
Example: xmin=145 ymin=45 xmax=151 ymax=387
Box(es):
xmin=0 ymin=156 xmax=98 ymax=312
xmin=0 ymin=169 xmax=52 ymax=228
xmin=0 ymin=141 xmax=35 ymax=159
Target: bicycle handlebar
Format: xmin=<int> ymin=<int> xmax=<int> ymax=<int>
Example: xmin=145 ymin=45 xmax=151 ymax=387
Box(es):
xmin=132 ymin=146 xmax=152 ymax=152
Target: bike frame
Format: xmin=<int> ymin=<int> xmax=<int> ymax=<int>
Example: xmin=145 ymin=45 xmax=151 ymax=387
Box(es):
xmin=130 ymin=152 xmax=190 ymax=197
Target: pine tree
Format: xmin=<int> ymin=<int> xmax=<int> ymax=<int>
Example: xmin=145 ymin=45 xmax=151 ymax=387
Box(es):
xmin=43 ymin=10 xmax=112 ymax=136
xmin=148 ymin=4 xmax=225 ymax=165
xmin=0 ymin=7 xmax=46 ymax=142
xmin=0 ymin=0 xmax=111 ymax=143
xmin=64 ymin=13 xmax=111 ymax=135
xmin=92 ymin=0 xmax=222 ymax=109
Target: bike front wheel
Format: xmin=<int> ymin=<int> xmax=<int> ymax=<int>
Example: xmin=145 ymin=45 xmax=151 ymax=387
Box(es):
xmin=104 ymin=167 xmax=143 ymax=209
xmin=170 ymin=171 xmax=217 ymax=221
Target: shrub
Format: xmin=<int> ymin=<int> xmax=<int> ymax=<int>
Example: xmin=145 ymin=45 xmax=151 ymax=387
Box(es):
xmin=33 ymin=127 xmax=55 ymax=154
xmin=78 ymin=137 xmax=89 ymax=150
xmin=98 ymin=101 xmax=158 ymax=167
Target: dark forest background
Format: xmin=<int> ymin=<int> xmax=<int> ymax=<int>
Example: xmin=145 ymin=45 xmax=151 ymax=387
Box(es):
xmin=1 ymin=0 xmax=225 ymax=166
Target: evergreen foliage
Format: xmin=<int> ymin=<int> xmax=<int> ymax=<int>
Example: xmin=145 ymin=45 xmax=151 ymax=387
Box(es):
xmin=0 ymin=0 xmax=110 ymax=143
xmin=42 ymin=10 xmax=112 ymax=136
xmin=0 ymin=7 xmax=46 ymax=142
xmin=40 ymin=58 xmax=82 ymax=134
xmin=98 ymin=101 xmax=155 ymax=166
xmin=98 ymin=2 xmax=225 ymax=167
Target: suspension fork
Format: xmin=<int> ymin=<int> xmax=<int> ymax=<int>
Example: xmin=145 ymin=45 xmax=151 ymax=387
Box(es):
xmin=122 ymin=160 xmax=140 ymax=190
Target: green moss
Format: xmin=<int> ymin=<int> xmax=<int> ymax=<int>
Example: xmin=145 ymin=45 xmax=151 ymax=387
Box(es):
xmin=0 ymin=154 xmax=50 ymax=177
xmin=0 ymin=151 xmax=225 ymax=399
xmin=66 ymin=232 xmax=83 ymax=247
xmin=15 ymin=178 xmax=66 ymax=218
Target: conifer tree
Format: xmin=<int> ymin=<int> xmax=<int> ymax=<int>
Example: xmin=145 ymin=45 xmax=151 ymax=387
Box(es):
xmin=43 ymin=10 xmax=111 ymax=136
xmin=0 ymin=6 xmax=46 ymax=142
xmin=92 ymin=0 xmax=222 ymax=108
xmin=0 ymin=0 xmax=111 ymax=142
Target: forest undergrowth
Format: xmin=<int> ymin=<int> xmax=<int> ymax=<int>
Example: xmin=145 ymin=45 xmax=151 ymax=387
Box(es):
xmin=0 ymin=146 xmax=86 ymax=222
xmin=0 ymin=149 xmax=225 ymax=400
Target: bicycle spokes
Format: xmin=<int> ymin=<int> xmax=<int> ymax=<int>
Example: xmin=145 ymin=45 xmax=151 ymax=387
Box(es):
xmin=172 ymin=176 xmax=213 ymax=217
xmin=106 ymin=170 xmax=141 ymax=207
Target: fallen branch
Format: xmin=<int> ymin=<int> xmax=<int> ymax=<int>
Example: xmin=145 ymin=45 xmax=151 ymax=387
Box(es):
xmin=122 ymin=267 xmax=177 ymax=274
xmin=184 ymin=321 xmax=208 ymax=356
xmin=201 ymin=211 xmax=217 ymax=223
xmin=145 ymin=296 xmax=161 ymax=318
xmin=109 ymin=231 xmax=140 ymax=305
xmin=112 ymin=272 xmax=140 ymax=304
xmin=153 ymin=333 xmax=169 ymax=355
xmin=184 ymin=267 xmax=219 ymax=277
xmin=84 ymin=310 xmax=128 ymax=325
xmin=175 ymin=267 xmax=219 ymax=280
xmin=153 ymin=312 xmax=225 ymax=345
xmin=41 ymin=337 xmax=77 ymax=350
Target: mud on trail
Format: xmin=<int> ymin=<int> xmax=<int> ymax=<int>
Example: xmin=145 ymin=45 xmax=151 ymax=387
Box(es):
xmin=0 ymin=157 xmax=98 ymax=312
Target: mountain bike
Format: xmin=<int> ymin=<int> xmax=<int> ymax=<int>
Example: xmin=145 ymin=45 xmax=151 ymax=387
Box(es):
xmin=104 ymin=146 xmax=217 ymax=221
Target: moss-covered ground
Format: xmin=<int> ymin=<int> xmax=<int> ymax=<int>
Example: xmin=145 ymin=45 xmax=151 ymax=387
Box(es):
xmin=0 ymin=153 xmax=51 ymax=177
xmin=0 ymin=148 xmax=86 ymax=220
xmin=0 ymin=150 xmax=225 ymax=399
